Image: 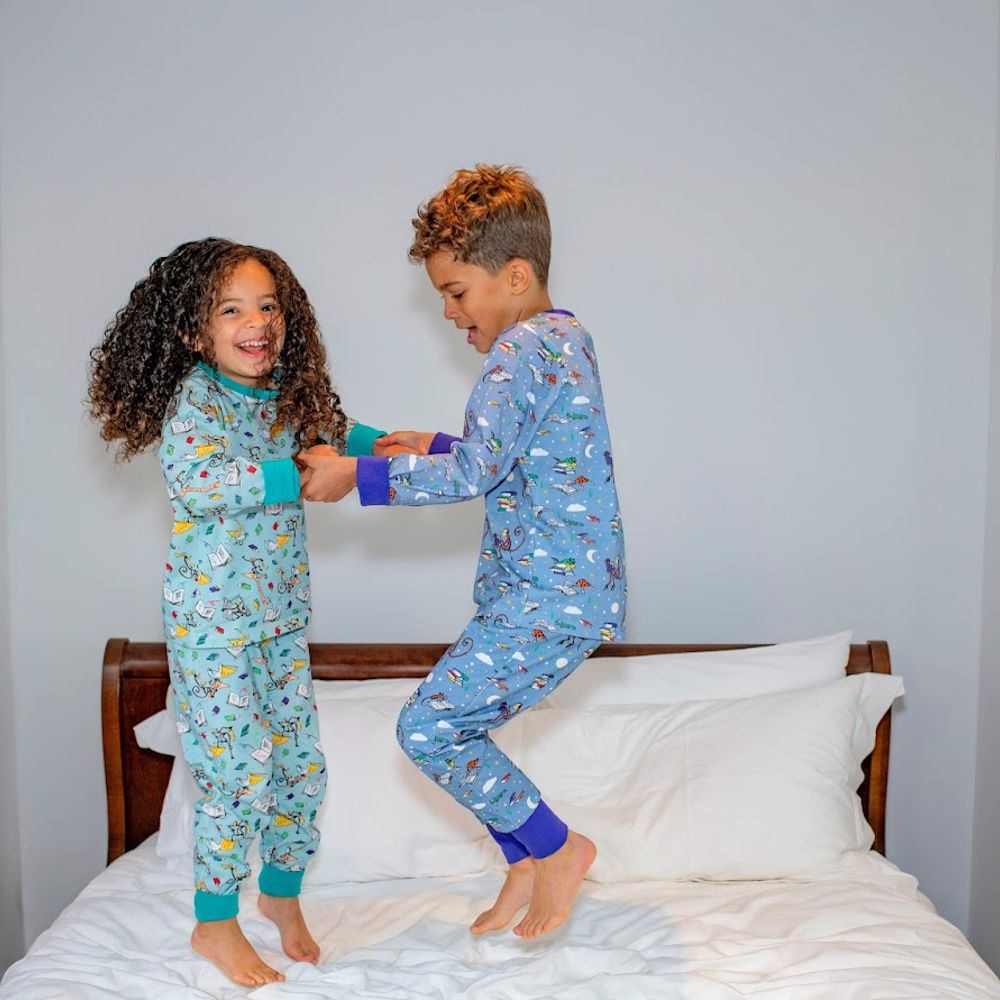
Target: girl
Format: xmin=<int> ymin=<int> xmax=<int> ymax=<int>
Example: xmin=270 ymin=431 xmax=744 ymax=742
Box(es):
xmin=89 ymin=238 xmax=387 ymax=986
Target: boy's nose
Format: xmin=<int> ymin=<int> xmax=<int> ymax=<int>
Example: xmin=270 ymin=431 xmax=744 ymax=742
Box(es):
xmin=443 ymin=301 xmax=460 ymax=322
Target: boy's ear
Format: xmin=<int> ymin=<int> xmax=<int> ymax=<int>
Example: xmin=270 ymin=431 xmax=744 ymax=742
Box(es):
xmin=506 ymin=258 xmax=535 ymax=297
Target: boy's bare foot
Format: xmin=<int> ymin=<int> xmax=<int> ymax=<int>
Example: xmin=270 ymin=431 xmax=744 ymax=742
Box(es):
xmin=471 ymin=857 xmax=535 ymax=934
xmin=258 ymin=893 xmax=321 ymax=963
xmin=513 ymin=831 xmax=596 ymax=939
xmin=191 ymin=918 xmax=284 ymax=986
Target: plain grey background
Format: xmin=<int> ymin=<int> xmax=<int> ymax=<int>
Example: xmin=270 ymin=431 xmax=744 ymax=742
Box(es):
xmin=2 ymin=0 xmax=1000 ymax=975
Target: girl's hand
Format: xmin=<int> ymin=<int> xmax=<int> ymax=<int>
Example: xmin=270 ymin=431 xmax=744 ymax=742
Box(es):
xmin=295 ymin=443 xmax=338 ymax=473
xmin=296 ymin=453 xmax=357 ymax=502
xmin=373 ymin=431 xmax=435 ymax=457
xmin=297 ymin=463 xmax=313 ymax=492
xmin=301 ymin=443 xmax=340 ymax=459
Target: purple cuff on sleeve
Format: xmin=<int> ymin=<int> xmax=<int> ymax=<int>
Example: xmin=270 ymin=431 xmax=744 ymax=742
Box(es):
xmin=356 ymin=456 xmax=391 ymax=506
xmin=429 ymin=432 xmax=461 ymax=455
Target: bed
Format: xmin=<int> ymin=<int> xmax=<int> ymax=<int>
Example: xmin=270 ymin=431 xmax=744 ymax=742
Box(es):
xmin=2 ymin=636 xmax=998 ymax=999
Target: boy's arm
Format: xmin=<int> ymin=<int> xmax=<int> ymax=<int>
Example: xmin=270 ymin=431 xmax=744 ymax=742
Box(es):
xmin=159 ymin=388 xmax=300 ymax=517
xmin=355 ymin=351 xmax=565 ymax=507
xmin=372 ymin=430 xmax=454 ymax=455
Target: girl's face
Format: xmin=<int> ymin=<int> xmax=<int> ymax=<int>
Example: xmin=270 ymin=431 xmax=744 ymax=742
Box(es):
xmin=203 ymin=258 xmax=285 ymax=387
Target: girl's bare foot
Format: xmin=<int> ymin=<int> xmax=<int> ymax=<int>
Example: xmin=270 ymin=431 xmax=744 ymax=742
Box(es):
xmin=471 ymin=857 xmax=535 ymax=934
xmin=191 ymin=918 xmax=284 ymax=986
xmin=513 ymin=831 xmax=596 ymax=939
xmin=258 ymin=893 xmax=321 ymax=963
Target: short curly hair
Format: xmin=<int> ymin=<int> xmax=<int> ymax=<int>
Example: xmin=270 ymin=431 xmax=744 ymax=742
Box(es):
xmin=409 ymin=164 xmax=551 ymax=285
xmin=89 ymin=237 xmax=346 ymax=461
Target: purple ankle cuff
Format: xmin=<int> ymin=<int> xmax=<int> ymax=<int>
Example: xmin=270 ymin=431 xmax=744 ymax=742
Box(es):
xmin=487 ymin=825 xmax=530 ymax=864
xmin=510 ymin=800 xmax=568 ymax=859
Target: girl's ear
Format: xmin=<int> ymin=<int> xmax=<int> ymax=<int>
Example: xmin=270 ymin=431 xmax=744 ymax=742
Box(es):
xmin=180 ymin=329 xmax=202 ymax=351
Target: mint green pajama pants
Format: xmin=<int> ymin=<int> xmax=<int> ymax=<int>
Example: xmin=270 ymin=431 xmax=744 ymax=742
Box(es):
xmin=166 ymin=632 xmax=327 ymax=921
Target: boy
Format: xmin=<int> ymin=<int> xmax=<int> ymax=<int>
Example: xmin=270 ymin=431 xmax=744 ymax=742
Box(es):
xmin=299 ymin=165 xmax=626 ymax=939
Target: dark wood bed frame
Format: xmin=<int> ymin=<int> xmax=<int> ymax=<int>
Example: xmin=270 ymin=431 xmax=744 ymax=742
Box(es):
xmin=102 ymin=639 xmax=893 ymax=864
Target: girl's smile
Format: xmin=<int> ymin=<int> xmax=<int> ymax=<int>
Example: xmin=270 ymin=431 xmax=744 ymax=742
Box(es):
xmin=204 ymin=259 xmax=285 ymax=386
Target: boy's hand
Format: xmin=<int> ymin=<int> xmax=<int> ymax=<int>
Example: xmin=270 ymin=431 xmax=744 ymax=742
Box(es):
xmin=297 ymin=451 xmax=358 ymax=502
xmin=374 ymin=442 xmax=424 ymax=457
xmin=374 ymin=431 xmax=436 ymax=456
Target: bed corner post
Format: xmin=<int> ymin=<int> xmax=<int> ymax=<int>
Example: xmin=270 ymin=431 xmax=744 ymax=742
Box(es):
xmin=102 ymin=638 xmax=129 ymax=865
xmin=867 ymin=640 xmax=892 ymax=856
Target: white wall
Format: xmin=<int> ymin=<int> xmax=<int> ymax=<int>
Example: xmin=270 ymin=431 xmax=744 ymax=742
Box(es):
xmin=971 ymin=11 xmax=1000 ymax=969
xmin=1 ymin=0 xmax=997 ymax=946
xmin=0 ymin=117 xmax=26 ymax=969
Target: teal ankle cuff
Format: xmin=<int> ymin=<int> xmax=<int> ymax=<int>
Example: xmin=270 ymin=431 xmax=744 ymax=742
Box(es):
xmin=194 ymin=889 xmax=239 ymax=921
xmin=259 ymin=864 xmax=304 ymax=898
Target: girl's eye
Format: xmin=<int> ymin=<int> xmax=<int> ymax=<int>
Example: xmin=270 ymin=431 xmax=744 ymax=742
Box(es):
xmin=221 ymin=307 xmax=237 ymax=315
xmin=262 ymin=303 xmax=277 ymax=313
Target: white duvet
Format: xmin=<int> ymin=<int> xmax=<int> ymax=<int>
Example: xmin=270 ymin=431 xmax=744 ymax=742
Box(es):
xmin=3 ymin=840 xmax=998 ymax=999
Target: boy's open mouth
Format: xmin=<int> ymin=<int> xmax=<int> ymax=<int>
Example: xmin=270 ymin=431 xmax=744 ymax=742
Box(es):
xmin=466 ymin=327 xmax=478 ymax=344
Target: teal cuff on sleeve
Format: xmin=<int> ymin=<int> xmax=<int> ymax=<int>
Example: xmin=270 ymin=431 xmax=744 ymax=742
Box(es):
xmin=194 ymin=889 xmax=239 ymax=921
xmin=346 ymin=423 xmax=388 ymax=457
xmin=259 ymin=864 xmax=304 ymax=898
xmin=262 ymin=458 xmax=301 ymax=504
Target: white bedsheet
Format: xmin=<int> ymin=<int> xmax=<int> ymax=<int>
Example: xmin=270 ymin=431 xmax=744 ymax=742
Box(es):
xmin=3 ymin=840 xmax=997 ymax=999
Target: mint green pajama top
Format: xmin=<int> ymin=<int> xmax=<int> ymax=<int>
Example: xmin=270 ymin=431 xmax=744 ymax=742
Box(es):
xmin=158 ymin=362 xmax=382 ymax=648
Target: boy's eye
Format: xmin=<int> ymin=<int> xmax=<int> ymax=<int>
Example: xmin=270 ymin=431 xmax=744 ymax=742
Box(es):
xmin=453 ymin=292 xmax=465 ymax=301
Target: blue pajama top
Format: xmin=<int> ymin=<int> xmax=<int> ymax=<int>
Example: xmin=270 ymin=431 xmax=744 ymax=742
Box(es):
xmin=357 ymin=310 xmax=626 ymax=642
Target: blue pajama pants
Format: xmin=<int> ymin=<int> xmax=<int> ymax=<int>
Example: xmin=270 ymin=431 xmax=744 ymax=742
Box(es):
xmin=167 ymin=632 xmax=327 ymax=920
xmin=396 ymin=619 xmax=599 ymax=864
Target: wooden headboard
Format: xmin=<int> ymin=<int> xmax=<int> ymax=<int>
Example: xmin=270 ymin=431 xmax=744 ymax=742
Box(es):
xmin=102 ymin=639 xmax=893 ymax=864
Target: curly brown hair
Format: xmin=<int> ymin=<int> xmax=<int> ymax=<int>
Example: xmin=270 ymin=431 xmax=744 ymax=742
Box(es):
xmin=409 ymin=164 xmax=551 ymax=284
xmin=89 ymin=238 xmax=346 ymax=460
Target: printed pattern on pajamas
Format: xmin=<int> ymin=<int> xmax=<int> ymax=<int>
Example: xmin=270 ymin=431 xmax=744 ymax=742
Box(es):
xmin=157 ymin=362 xmax=384 ymax=919
xmin=397 ymin=619 xmax=600 ymax=860
xmin=168 ymin=633 xmax=327 ymax=920
xmin=356 ymin=310 xmax=627 ymax=644
xmin=356 ymin=310 xmax=626 ymax=861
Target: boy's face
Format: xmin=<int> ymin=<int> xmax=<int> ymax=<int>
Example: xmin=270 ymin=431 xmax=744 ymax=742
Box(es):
xmin=425 ymin=252 xmax=521 ymax=354
xmin=203 ymin=258 xmax=285 ymax=387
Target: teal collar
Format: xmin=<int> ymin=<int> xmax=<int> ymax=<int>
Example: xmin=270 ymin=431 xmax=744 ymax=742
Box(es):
xmin=196 ymin=361 xmax=277 ymax=399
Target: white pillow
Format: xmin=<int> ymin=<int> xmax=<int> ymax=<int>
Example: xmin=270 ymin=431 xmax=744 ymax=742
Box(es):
xmin=506 ymin=672 xmax=902 ymax=882
xmin=134 ymin=634 xmax=858 ymax=879
xmin=544 ymin=631 xmax=852 ymax=708
xmin=304 ymin=690 xmax=501 ymax=883
xmin=134 ymin=692 xmax=198 ymax=863
xmin=139 ymin=682 xmax=503 ymax=881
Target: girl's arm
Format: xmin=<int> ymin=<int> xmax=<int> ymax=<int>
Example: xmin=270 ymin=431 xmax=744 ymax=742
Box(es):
xmin=328 ymin=416 xmax=389 ymax=457
xmin=159 ymin=389 xmax=300 ymax=517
